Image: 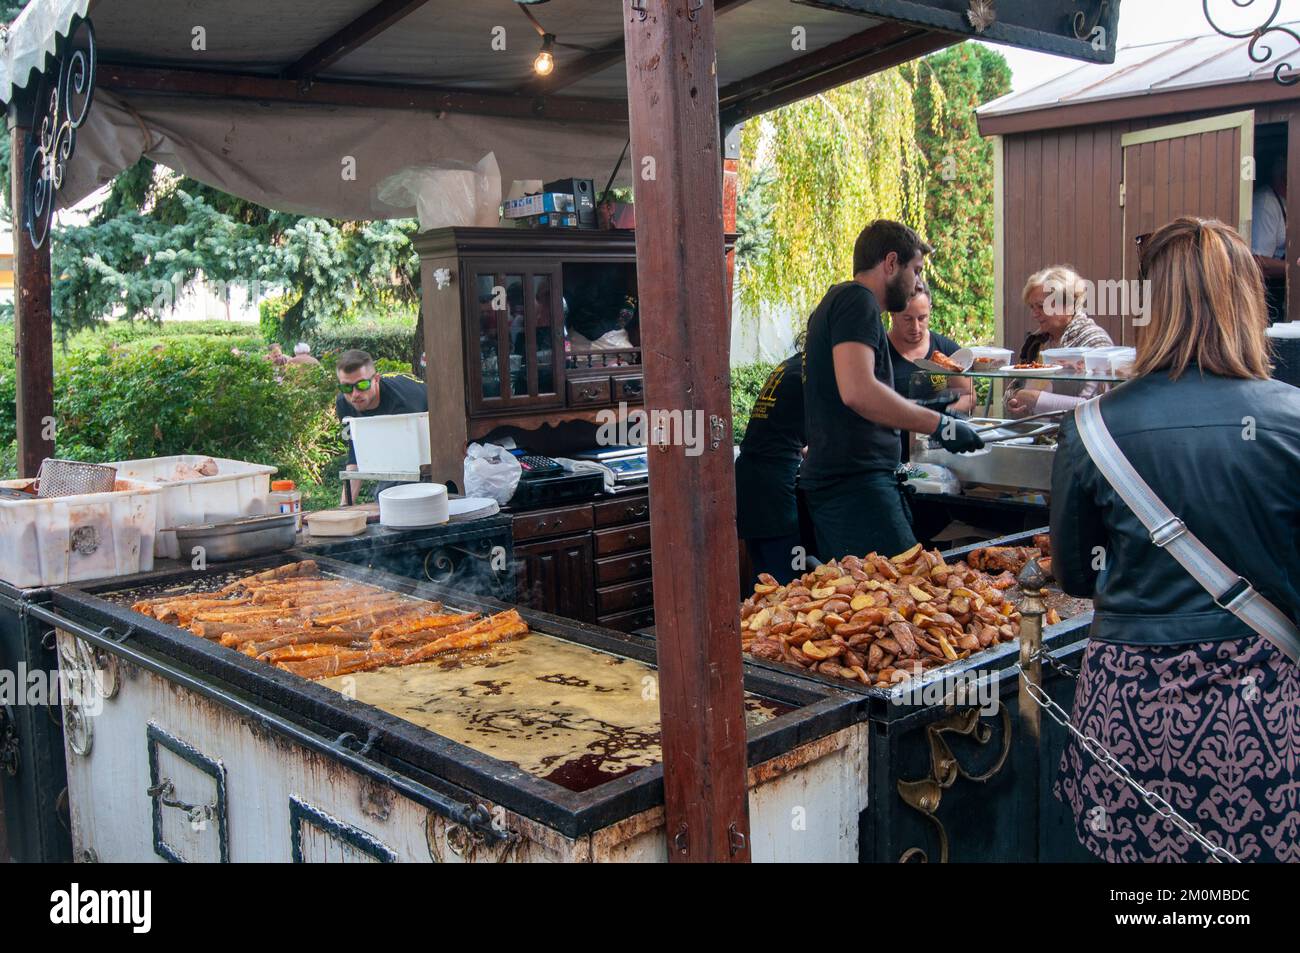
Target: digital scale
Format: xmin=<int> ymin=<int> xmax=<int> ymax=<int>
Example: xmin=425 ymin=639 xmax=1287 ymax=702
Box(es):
xmin=573 ymin=446 xmax=649 ymax=487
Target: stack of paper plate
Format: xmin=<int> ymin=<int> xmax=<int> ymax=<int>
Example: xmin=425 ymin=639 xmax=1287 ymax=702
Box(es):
xmin=447 ymin=497 xmax=499 ymax=522
xmin=378 ymin=483 xmax=449 ymax=528
xmin=1266 ymin=322 xmax=1300 ymax=339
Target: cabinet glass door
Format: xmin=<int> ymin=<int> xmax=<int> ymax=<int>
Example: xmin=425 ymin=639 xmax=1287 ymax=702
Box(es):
xmin=467 ymin=262 xmax=563 ymax=413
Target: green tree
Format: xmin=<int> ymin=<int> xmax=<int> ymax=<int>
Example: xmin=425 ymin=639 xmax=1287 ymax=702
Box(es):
xmin=903 ymin=43 xmax=1011 ymax=345
xmin=737 ymin=69 xmax=927 ymax=323
xmin=1 ymin=5 xmax=420 ymax=339
xmin=46 ymin=163 xmax=421 ymax=339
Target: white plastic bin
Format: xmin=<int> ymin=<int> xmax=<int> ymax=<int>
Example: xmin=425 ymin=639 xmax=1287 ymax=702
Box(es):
xmin=107 ymin=455 xmax=278 ymax=559
xmin=0 ymin=478 xmax=161 ymax=589
xmin=343 ymin=412 xmax=431 ymax=473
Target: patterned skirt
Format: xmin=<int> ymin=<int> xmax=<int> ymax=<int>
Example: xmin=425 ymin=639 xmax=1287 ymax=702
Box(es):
xmin=1054 ymin=636 xmax=1300 ymax=863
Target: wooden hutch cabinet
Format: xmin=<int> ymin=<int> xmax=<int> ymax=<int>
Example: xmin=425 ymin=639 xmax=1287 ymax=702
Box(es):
xmin=413 ymin=227 xmax=657 ymax=630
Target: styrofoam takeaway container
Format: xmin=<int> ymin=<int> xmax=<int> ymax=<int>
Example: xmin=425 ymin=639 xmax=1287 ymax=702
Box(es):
xmin=106 ymin=455 xmax=278 ymax=559
xmin=0 ymin=478 xmax=161 ymax=589
xmin=343 ymin=412 xmax=432 ymax=473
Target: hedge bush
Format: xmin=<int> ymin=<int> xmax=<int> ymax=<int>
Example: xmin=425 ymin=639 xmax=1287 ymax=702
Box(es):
xmin=311 ymin=316 xmax=419 ymax=366
xmin=731 ymin=361 xmax=777 ymax=444
xmin=0 ymin=332 xmax=344 ymax=484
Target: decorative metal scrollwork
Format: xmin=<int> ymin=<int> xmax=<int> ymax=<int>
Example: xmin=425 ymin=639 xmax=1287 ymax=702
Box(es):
xmin=1204 ymin=0 xmax=1300 ymax=86
xmin=1072 ymin=1 xmax=1110 ymax=41
xmin=895 ymin=706 xmax=1013 ymax=863
xmin=25 ymin=16 xmax=96 ymax=249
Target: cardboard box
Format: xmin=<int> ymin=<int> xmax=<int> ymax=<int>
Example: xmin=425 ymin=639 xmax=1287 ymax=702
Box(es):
xmin=503 ymin=192 xmax=576 ymax=219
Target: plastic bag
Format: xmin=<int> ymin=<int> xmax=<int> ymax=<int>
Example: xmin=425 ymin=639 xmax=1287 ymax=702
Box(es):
xmin=463 ymin=442 xmax=522 ymax=505
xmin=375 ymin=153 xmax=502 ymax=230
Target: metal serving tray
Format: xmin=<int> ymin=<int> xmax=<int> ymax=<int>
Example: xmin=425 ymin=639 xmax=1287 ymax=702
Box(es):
xmin=47 ymin=554 xmax=857 ymax=841
xmin=914 ymin=418 xmax=1057 ymax=492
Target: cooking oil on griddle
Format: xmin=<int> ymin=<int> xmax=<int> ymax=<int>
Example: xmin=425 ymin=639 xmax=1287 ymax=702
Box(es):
xmin=320 ymin=635 xmax=791 ymax=792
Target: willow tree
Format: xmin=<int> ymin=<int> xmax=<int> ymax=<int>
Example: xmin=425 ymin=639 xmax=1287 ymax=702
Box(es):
xmin=738 ymin=68 xmax=927 ymax=323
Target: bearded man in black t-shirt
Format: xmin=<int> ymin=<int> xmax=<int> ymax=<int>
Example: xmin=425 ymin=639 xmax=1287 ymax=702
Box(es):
xmin=800 ymin=220 xmax=983 ymax=562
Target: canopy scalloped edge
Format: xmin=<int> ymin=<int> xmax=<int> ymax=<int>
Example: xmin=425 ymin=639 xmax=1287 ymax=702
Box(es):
xmin=0 ymin=0 xmax=91 ymax=105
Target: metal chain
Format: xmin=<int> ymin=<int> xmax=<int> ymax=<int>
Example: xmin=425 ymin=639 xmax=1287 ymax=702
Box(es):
xmin=1034 ymin=648 xmax=1079 ymax=680
xmin=1019 ymin=671 xmax=1240 ymax=863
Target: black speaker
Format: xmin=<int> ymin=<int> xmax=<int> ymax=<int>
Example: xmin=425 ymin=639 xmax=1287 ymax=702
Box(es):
xmin=544 ymin=177 xmax=596 ymax=229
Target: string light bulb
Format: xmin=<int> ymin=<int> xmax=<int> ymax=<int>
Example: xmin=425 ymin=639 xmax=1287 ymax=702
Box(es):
xmin=533 ymin=33 xmax=555 ymax=76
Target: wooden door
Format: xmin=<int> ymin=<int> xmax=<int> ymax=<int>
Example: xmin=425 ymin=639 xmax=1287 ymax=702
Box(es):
xmin=1120 ymin=110 xmax=1255 ymax=343
xmin=513 ymin=533 xmax=596 ymax=622
xmin=464 ymin=260 xmax=565 ymax=415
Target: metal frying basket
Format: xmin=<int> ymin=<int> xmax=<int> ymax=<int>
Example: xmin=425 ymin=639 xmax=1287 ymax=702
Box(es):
xmin=36 ymin=459 xmax=118 ymax=498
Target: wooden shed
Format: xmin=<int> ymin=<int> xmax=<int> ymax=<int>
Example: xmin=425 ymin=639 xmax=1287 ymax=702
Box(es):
xmin=978 ymin=25 xmax=1300 ymax=350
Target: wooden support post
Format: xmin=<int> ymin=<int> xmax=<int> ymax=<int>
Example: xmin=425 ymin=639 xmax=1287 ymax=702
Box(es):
xmin=623 ymin=0 xmax=750 ymax=862
xmin=8 ymin=118 xmax=55 ymax=477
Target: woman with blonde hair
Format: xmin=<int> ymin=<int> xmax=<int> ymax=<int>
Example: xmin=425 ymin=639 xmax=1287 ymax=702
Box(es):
xmin=1051 ymin=217 xmax=1300 ymax=862
xmin=1005 ymin=265 xmax=1113 ymax=417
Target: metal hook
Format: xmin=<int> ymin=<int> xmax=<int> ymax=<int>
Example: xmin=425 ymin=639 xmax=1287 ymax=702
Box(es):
xmin=687 ymin=0 xmax=705 ymax=20
xmin=630 ymin=0 xmax=648 ymax=21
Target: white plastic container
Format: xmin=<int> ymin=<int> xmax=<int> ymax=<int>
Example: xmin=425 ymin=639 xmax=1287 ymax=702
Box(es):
xmin=968 ymin=346 xmax=1014 ymax=371
xmin=1041 ymin=347 xmax=1086 ymax=373
xmin=107 ymin=455 xmax=277 ymax=559
xmin=1108 ymin=347 xmax=1138 ymax=378
xmin=344 ymin=412 xmax=432 ymax=473
xmin=1083 ymin=349 xmax=1114 ymax=376
xmin=0 ymin=478 xmax=161 ymax=588
xmin=305 ymin=510 xmax=369 ymax=537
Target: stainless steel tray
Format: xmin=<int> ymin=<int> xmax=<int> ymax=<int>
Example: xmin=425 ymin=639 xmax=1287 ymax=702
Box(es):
xmin=172 ymin=513 xmax=297 ymax=561
xmin=914 ymin=417 xmax=1057 ymax=491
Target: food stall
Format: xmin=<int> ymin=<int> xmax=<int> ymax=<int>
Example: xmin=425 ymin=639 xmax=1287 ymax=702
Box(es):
xmin=0 ymin=0 xmax=1121 ymax=862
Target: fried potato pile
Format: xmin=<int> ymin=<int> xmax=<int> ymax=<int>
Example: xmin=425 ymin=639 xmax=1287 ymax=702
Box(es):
xmin=740 ymin=544 xmax=1022 ymax=689
xmin=131 ymin=560 xmax=528 ymax=680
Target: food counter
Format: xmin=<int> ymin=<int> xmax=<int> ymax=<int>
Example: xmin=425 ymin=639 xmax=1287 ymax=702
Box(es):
xmin=42 ymin=554 xmax=866 ymax=862
xmin=733 ymin=529 xmax=1096 ymax=862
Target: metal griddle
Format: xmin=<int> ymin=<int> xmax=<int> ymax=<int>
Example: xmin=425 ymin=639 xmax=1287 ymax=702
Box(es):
xmin=46 ymin=553 xmax=857 ymax=839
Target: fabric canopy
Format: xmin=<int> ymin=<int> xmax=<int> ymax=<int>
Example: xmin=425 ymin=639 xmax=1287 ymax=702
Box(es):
xmin=0 ymin=0 xmax=87 ymax=100
xmin=65 ymin=89 xmax=632 ymax=220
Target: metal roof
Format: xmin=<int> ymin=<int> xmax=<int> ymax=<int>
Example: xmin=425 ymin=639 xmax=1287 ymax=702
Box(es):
xmin=979 ymin=21 xmax=1300 ymax=121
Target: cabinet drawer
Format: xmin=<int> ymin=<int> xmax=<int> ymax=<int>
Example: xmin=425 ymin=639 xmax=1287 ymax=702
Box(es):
xmin=593 ymin=495 xmax=650 ymax=527
xmin=593 ymin=521 xmax=651 ymax=556
xmin=567 ymin=377 xmax=611 ymax=406
xmin=596 ymin=578 xmax=655 ymax=615
xmin=595 ymin=550 xmax=654 ymax=586
xmin=599 ymin=606 xmax=656 ymax=633
xmin=611 ymin=373 xmax=645 ymax=403
xmin=512 ymin=504 xmax=593 ymax=541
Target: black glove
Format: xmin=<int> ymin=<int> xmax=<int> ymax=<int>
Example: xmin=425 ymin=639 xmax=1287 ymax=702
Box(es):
xmin=931 ymin=414 xmax=984 ymax=453
xmin=916 ymin=389 xmax=960 ymax=414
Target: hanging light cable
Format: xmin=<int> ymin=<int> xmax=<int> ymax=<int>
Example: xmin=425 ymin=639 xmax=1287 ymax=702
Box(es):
xmin=518 ymin=2 xmax=555 ymax=76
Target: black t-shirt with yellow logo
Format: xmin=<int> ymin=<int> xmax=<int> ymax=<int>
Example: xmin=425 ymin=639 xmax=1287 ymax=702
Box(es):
xmin=739 ymin=353 xmax=804 ymax=461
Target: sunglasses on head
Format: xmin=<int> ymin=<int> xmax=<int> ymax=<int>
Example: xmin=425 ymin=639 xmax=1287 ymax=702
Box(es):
xmin=338 ymin=375 xmax=375 ymax=395
xmin=1135 ymin=232 xmax=1153 ymax=280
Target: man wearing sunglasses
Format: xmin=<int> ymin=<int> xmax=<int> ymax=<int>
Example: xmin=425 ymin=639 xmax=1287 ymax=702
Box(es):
xmin=335 ymin=349 xmax=428 ymax=504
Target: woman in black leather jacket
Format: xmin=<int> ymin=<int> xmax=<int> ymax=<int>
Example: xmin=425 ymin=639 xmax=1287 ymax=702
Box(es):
xmin=1051 ymin=217 xmax=1300 ymax=863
